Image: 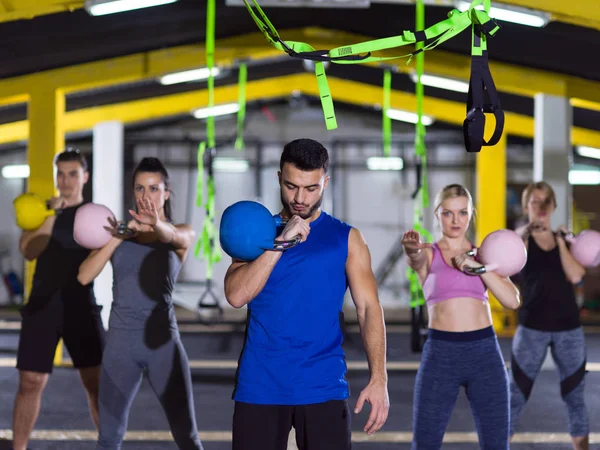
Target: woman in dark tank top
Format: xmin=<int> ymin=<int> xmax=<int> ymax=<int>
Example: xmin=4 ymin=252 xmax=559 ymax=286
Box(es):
xmin=509 ymin=181 xmax=589 ymax=450
xmin=77 ymin=157 xmax=204 ymax=450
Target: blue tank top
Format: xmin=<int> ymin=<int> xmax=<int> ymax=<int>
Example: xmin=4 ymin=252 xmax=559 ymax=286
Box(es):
xmin=233 ymin=211 xmax=352 ymax=405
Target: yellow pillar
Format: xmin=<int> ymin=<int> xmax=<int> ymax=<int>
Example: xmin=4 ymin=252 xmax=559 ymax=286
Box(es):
xmin=25 ymin=87 xmax=65 ymax=366
xmin=475 ymin=119 xmax=509 ymax=335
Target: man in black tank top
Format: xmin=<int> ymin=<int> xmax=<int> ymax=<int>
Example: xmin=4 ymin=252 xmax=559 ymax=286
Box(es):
xmin=12 ymin=149 xmax=105 ymax=450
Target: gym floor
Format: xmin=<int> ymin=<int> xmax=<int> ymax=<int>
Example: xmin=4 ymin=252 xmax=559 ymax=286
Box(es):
xmin=0 ymin=309 xmax=599 ymax=450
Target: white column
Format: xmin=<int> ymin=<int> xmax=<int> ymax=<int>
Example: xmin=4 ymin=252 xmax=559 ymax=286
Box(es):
xmin=92 ymin=121 xmax=124 ymax=329
xmin=533 ymin=94 xmax=572 ymax=370
xmin=533 ymin=94 xmax=573 ymax=230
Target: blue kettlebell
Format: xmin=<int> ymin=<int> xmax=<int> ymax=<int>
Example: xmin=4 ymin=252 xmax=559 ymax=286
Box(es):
xmin=219 ymin=201 xmax=301 ymax=261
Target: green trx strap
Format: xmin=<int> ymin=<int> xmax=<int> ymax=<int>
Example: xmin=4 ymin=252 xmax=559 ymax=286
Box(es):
xmin=194 ymin=144 xmax=222 ymax=278
xmin=194 ymin=0 xmax=222 ymax=279
xmin=196 ymin=142 xmax=206 ymax=208
xmin=406 ymin=0 xmax=430 ymax=311
xmin=206 ymin=0 xmax=216 ymax=149
xmin=235 ymin=63 xmax=247 ymax=150
xmin=382 ymin=69 xmax=391 ymax=157
xmin=242 ymin=0 xmax=502 ymax=151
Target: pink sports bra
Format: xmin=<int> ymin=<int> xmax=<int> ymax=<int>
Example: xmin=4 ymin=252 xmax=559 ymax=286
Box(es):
xmin=422 ymin=243 xmax=488 ymax=305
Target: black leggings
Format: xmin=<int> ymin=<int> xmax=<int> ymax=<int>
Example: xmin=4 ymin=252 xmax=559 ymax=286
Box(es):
xmin=96 ymin=329 xmax=203 ymax=450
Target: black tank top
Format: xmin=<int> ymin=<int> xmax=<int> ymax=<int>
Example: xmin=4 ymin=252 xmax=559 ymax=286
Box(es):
xmin=518 ymin=235 xmax=580 ymax=331
xmin=28 ymin=202 xmax=96 ymax=305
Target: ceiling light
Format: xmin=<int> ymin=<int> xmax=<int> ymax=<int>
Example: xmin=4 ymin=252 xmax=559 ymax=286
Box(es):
xmin=569 ymin=170 xmax=600 ymax=185
xmin=85 ymin=0 xmax=178 ymax=17
xmin=192 ymin=103 xmax=240 ymax=120
xmin=410 ymin=73 xmax=470 ymax=93
xmin=576 ymin=146 xmax=600 ymax=160
xmin=159 ymin=67 xmax=221 ymax=85
xmin=213 ymin=158 xmax=249 ymax=172
xmin=386 ymin=109 xmax=434 ymax=126
xmin=457 ymin=1 xmax=550 ymax=27
xmin=2 ymin=164 xmax=29 ymax=179
xmin=367 ymin=157 xmax=404 ymax=171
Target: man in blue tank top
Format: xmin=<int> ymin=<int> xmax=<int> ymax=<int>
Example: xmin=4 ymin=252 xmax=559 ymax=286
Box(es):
xmin=224 ymin=138 xmax=390 ymax=450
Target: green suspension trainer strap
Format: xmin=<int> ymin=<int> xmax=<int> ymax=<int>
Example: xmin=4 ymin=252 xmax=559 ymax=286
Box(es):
xmin=242 ymin=0 xmax=502 ymax=152
xmin=382 ymin=69 xmax=391 ymax=157
xmin=235 ymin=63 xmax=248 ymax=150
xmin=194 ymin=143 xmax=222 ymax=279
xmin=406 ymin=0 xmax=431 ymax=316
xmin=195 ymin=0 xmax=222 ymax=282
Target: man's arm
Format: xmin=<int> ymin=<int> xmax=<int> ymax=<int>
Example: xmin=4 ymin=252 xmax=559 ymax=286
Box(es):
xmin=346 ymin=227 xmax=389 ymax=435
xmin=223 ymin=252 xmax=283 ymax=308
xmin=19 ymin=216 xmax=56 ymax=261
xmin=18 ymin=196 xmax=65 ymax=261
xmin=223 ymin=214 xmax=311 ymax=309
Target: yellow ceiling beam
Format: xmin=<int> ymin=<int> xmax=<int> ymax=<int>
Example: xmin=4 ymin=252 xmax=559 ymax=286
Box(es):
xmin=0 ymin=1 xmax=83 ymax=23
xmin=0 ymin=93 xmax=28 ymax=108
xmin=503 ymin=0 xmax=600 ymax=31
xmin=0 ymin=42 xmax=281 ymax=100
xmin=0 ymin=120 xmax=28 ymax=143
xmin=0 ymin=74 xmax=598 ymax=149
xmin=0 ymin=28 xmax=598 ymax=113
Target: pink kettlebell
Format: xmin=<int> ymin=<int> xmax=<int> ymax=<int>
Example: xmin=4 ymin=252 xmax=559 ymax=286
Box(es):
xmin=562 ymin=230 xmax=600 ymax=268
xmin=73 ymin=203 xmax=116 ymax=249
xmin=465 ymin=229 xmax=527 ymax=277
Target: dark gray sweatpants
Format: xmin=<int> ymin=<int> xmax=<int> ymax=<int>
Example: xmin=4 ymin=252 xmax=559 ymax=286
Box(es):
xmin=96 ymin=328 xmax=203 ymax=449
xmin=509 ymin=325 xmax=589 ymax=437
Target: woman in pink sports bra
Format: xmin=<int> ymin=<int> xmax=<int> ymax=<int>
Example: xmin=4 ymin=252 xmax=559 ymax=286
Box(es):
xmin=402 ymin=184 xmax=520 ymax=450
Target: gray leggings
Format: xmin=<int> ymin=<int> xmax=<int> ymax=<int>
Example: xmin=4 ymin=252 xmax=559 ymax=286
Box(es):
xmin=509 ymin=325 xmax=589 ymax=437
xmin=97 ymin=329 xmax=203 ymax=449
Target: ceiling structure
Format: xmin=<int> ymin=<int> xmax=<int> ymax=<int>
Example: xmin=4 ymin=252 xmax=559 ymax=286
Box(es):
xmin=0 ymin=0 xmax=598 ymax=152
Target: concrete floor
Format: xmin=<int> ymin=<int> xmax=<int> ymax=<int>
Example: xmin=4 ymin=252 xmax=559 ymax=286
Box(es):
xmin=0 ymin=312 xmax=599 ymax=449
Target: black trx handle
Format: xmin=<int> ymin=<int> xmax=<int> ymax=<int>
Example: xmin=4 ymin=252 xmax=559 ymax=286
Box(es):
xmin=463 ymin=24 xmax=504 ymax=153
xmin=411 ymin=159 xmax=422 ymax=199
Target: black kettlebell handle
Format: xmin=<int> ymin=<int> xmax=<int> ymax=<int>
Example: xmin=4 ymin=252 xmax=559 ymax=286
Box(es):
xmin=273 ymin=217 xmax=302 ymax=251
xmin=45 ymin=200 xmax=63 ymax=215
xmin=116 ymin=223 xmax=136 ymax=237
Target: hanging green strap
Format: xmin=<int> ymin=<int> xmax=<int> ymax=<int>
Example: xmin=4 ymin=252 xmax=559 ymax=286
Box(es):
xmin=242 ymin=0 xmax=499 ymax=131
xmin=194 ymin=173 xmax=222 ymax=278
xmin=196 ymin=141 xmax=206 ymax=207
xmin=194 ymin=0 xmax=222 ymax=279
xmin=206 ymin=0 xmax=216 ymax=148
xmin=407 ymin=0 xmax=431 ymax=310
xmin=235 ymin=63 xmax=247 ymax=150
xmin=194 ymin=145 xmax=223 ymax=275
xmin=382 ymin=69 xmax=391 ymax=157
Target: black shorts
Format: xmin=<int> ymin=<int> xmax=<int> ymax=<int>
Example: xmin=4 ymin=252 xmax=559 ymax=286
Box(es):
xmin=233 ymin=399 xmax=351 ymax=450
xmin=17 ymin=293 xmax=105 ymax=374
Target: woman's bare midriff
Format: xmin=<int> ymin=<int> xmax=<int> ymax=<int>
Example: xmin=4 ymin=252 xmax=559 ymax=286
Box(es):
xmin=428 ymin=297 xmax=493 ymax=332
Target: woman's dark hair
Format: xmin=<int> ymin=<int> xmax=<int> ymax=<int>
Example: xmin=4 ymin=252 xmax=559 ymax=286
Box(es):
xmin=280 ymin=138 xmax=329 ymax=173
xmin=133 ymin=157 xmax=172 ymax=221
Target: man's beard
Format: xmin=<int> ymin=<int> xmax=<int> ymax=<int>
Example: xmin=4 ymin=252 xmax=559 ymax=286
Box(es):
xmin=281 ymin=191 xmax=323 ymax=220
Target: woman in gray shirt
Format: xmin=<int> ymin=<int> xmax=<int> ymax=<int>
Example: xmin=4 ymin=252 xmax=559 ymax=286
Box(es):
xmin=78 ymin=157 xmax=203 ymax=450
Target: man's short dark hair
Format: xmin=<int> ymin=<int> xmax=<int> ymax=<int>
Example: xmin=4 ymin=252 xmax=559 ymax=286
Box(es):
xmin=54 ymin=147 xmax=88 ymax=171
xmin=280 ymin=138 xmax=329 ymax=174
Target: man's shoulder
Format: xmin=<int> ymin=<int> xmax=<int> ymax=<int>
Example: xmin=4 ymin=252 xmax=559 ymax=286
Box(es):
xmin=321 ymin=211 xmax=353 ymax=230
